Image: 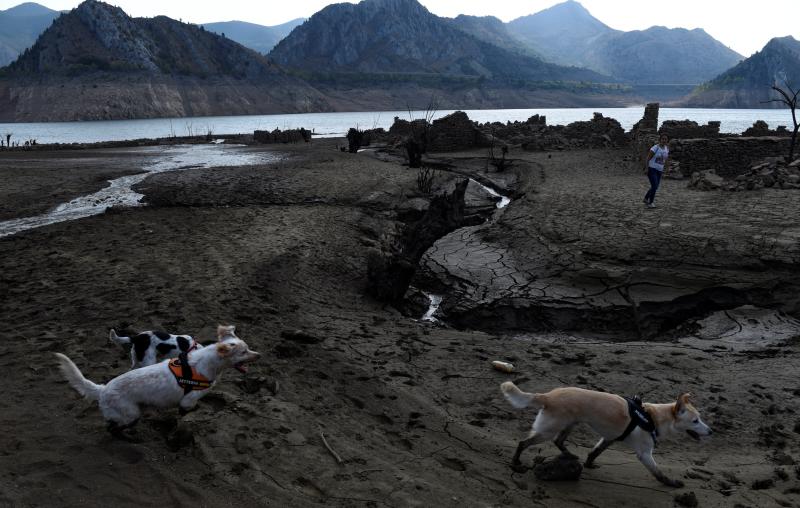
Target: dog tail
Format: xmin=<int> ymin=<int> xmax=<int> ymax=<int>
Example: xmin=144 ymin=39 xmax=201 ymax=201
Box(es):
xmin=54 ymin=353 xmax=104 ymax=401
xmin=109 ymin=329 xmax=130 ymax=348
xmin=500 ymin=381 xmax=542 ymax=409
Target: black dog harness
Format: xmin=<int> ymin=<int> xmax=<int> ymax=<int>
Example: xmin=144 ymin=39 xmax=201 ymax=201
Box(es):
xmin=168 ymin=353 xmax=212 ymax=395
xmin=615 ymin=396 xmax=658 ymax=445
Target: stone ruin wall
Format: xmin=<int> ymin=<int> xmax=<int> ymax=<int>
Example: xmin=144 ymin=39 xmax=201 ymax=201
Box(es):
xmin=630 ymin=104 xmax=791 ymax=177
xmin=254 ymin=128 xmax=311 ymax=144
xmin=630 ymin=103 xmax=660 ymax=169
xmin=427 ymin=111 xmax=491 ymax=152
xmin=659 ymin=120 xmax=721 ymax=140
xmin=670 ymin=137 xmax=793 ymax=178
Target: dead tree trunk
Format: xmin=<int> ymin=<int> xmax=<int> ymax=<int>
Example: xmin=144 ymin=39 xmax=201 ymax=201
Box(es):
xmin=768 ymin=83 xmax=799 ymax=162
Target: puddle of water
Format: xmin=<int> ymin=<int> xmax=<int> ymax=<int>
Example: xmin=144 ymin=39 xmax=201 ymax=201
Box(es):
xmin=0 ymin=144 xmax=280 ymax=238
xmin=470 ymin=179 xmax=511 ymax=209
xmin=422 ymin=293 xmax=443 ymax=323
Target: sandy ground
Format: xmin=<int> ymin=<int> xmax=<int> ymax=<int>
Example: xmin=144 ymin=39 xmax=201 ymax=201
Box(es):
xmin=0 ymin=140 xmax=798 ymax=507
xmin=0 ymin=149 xmax=160 ymax=221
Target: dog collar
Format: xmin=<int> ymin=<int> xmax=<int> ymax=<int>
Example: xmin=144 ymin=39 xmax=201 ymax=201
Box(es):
xmin=615 ymin=396 xmax=659 ymax=445
xmin=168 ymin=352 xmax=212 ymax=394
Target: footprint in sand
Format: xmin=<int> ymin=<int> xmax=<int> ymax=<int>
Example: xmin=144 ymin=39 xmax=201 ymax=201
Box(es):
xmin=436 ymin=456 xmax=467 ymax=472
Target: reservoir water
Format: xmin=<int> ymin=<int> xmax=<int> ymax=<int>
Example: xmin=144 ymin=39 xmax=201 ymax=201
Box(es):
xmin=0 ymin=108 xmax=793 ymax=145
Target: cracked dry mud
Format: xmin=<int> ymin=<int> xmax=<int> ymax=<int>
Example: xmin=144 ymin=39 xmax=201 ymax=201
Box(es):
xmin=417 ymin=149 xmax=800 ymax=340
xmin=0 ymin=140 xmax=799 ymax=507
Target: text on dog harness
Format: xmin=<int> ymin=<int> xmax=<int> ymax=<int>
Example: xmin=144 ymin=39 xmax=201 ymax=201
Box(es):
xmin=615 ymin=396 xmax=658 ymax=445
xmin=168 ymin=353 xmax=211 ymax=395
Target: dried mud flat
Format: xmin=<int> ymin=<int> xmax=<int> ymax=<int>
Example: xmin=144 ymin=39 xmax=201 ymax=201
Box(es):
xmin=0 ymin=140 xmax=799 ymax=508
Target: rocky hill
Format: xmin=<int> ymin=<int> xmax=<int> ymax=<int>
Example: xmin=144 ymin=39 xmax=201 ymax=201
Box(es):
xmin=680 ymin=36 xmax=800 ymax=108
xmin=507 ymin=0 xmax=613 ymax=68
xmin=202 ymin=18 xmax=304 ymax=55
xmin=446 ymin=15 xmax=535 ymax=57
xmin=268 ymin=0 xmax=609 ymax=85
xmin=507 ymin=0 xmax=742 ymax=85
xmin=0 ymin=2 xmax=62 ymax=67
xmin=587 ymin=27 xmax=743 ymax=85
xmin=0 ymin=0 xmax=330 ymax=121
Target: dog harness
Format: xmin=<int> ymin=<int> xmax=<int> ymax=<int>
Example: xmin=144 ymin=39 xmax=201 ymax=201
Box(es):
xmin=615 ymin=396 xmax=658 ymax=445
xmin=168 ymin=353 xmax=212 ymax=395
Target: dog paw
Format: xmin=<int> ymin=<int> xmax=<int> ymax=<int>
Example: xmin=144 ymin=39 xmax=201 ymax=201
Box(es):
xmin=584 ymin=462 xmax=599 ymax=469
xmin=663 ymin=478 xmax=684 ymax=488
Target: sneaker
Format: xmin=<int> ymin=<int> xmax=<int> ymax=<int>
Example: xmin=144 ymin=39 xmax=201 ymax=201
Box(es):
xmin=647 ymin=203 xmax=656 ymax=209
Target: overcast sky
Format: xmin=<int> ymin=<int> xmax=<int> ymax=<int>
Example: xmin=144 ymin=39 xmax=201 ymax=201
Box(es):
xmin=2 ymin=0 xmax=798 ymax=57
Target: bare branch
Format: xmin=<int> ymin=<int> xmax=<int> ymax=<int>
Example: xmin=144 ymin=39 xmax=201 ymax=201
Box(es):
xmin=772 ymin=85 xmax=793 ymax=104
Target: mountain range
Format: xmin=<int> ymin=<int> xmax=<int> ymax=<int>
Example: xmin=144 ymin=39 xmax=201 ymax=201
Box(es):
xmin=681 ymin=36 xmax=800 ymax=108
xmin=268 ymin=0 xmax=607 ymax=84
xmin=0 ymin=0 xmax=794 ymax=120
xmin=507 ymin=0 xmax=743 ymax=85
xmin=0 ymin=2 xmax=62 ymax=67
xmin=0 ymin=0 xmax=329 ymax=121
xmin=201 ymin=18 xmax=304 ymax=55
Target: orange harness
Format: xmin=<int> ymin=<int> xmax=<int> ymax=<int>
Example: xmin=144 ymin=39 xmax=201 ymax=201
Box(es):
xmin=168 ymin=353 xmax=212 ymax=394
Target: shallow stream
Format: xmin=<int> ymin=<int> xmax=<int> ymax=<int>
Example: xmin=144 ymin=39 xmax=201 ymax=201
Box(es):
xmin=0 ymin=144 xmax=279 ymax=238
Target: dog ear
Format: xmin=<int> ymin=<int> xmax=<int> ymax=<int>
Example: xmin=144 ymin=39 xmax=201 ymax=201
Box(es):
xmin=217 ymin=325 xmax=236 ymax=341
xmin=216 ymin=342 xmax=233 ymax=356
xmin=674 ymin=392 xmax=692 ymax=414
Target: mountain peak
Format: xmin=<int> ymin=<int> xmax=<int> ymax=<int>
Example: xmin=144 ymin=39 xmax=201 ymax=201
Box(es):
xmin=2 ymin=2 xmax=57 ymax=17
xmin=269 ymin=0 xmax=606 ymax=83
xmin=507 ymin=0 xmax=614 ymax=67
xmin=765 ymin=35 xmax=800 ymax=51
xmin=547 ymin=1 xmax=593 ymax=15
xmin=4 ymin=0 xmax=286 ymax=79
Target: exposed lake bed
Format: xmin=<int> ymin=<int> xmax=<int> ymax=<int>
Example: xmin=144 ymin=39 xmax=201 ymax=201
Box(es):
xmin=1 ymin=135 xmax=798 ymax=506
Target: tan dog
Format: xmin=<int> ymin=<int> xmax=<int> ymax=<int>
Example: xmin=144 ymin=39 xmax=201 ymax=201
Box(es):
xmin=501 ymin=383 xmax=712 ymax=487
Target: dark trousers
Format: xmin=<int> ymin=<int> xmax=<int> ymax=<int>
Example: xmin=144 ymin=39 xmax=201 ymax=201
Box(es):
xmin=644 ymin=167 xmax=663 ymax=204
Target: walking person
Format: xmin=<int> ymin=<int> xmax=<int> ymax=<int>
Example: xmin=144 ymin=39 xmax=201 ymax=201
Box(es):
xmin=643 ymin=134 xmax=670 ymax=209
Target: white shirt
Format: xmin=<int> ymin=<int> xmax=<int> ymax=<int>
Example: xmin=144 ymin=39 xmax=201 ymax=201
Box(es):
xmin=649 ymin=144 xmax=669 ymax=172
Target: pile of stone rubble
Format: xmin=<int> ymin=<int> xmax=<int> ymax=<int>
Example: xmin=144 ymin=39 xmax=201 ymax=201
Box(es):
xmin=689 ymin=156 xmax=800 ymax=191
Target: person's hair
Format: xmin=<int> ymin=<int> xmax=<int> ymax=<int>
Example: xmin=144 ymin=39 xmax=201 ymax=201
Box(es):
xmin=659 ymin=133 xmax=669 ymax=141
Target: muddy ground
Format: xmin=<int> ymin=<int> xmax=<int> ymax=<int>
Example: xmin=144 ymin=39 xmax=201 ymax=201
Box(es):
xmin=0 ymin=139 xmax=798 ymax=507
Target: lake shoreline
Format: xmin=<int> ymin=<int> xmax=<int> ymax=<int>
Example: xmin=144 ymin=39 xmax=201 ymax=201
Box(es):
xmin=1 ymin=107 xmax=795 ymax=145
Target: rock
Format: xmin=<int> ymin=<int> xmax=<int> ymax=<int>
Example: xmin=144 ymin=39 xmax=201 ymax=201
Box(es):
xmin=285 ymin=431 xmax=307 ymax=446
xmin=532 ymin=454 xmax=583 ymax=481
xmin=688 ymin=170 xmax=724 ymax=191
xmin=674 ymin=492 xmax=699 ymax=507
xmin=772 ymin=451 xmax=796 ymax=465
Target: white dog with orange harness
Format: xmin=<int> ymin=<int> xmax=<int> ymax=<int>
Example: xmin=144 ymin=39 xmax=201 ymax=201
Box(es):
xmin=56 ymin=325 xmax=260 ymax=439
